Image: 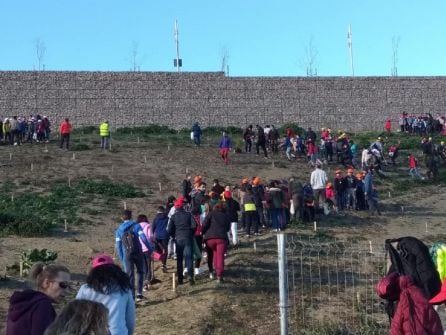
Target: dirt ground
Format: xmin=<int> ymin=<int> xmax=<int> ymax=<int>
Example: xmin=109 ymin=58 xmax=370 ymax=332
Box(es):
xmin=0 ymin=139 xmax=445 ymax=334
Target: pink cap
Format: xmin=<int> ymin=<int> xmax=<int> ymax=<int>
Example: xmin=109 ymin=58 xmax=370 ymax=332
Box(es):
xmin=92 ymin=254 xmax=114 ymax=268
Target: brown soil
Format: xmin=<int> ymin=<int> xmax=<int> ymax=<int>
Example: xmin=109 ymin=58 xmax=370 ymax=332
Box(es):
xmin=0 ymin=140 xmax=444 ymax=334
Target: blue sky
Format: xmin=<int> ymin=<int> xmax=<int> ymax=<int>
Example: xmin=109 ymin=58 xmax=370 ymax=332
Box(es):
xmin=0 ymin=0 xmax=445 ymax=76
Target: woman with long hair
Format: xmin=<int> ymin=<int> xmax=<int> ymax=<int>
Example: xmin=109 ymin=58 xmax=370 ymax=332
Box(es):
xmin=202 ymin=201 xmax=231 ymax=283
xmin=44 ymin=299 xmax=109 ymax=335
xmin=6 ymin=263 xmax=71 ymax=335
xmin=76 ymin=254 xmax=135 ymax=335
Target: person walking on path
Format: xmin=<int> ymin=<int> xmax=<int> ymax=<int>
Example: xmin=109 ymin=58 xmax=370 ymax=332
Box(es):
xmin=76 ymin=254 xmax=135 ymax=335
xmin=167 ymin=196 xmax=197 ymax=285
xmin=192 ymin=122 xmax=202 ymax=147
xmin=99 ymin=120 xmax=110 ymax=150
xmin=202 ymin=201 xmax=231 ymax=283
xmin=6 ymin=263 xmax=71 ymax=335
xmin=59 ymin=118 xmax=71 ymax=149
xmin=150 ymin=206 xmax=170 ymax=273
xmin=218 ymin=131 xmax=232 ymax=165
xmin=310 ymin=163 xmax=328 ymax=210
xmin=115 ymin=210 xmax=152 ymax=301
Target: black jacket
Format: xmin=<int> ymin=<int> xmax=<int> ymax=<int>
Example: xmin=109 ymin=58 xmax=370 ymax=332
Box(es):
xmin=167 ymin=208 xmax=196 ymax=241
xmin=181 ymin=179 xmax=192 ymax=201
xmin=252 ymin=185 xmax=264 ymax=207
xmin=202 ymin=210 xmax=230 ymax=241
xmin=225 ymin=198 xmax=240 ymax=222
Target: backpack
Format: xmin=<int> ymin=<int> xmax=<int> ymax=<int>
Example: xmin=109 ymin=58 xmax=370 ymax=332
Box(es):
xmin=303 ymin=183 xmax=313 ymax=198
xmin=122 ymin=224 xmax=140 ymax=256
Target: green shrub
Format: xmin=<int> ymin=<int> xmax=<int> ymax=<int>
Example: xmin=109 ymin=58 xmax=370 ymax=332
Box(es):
xmin=76 ymin=180 xmax=145 ymax=197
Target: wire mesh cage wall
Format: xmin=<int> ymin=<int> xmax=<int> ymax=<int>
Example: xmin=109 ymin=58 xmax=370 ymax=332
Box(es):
xmin=285 ymin=234 xmax=389 ymax=335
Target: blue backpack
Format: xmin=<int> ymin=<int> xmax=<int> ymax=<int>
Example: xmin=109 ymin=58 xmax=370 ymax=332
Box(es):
xmin=303 ymin=183 xmax=313 ymax=198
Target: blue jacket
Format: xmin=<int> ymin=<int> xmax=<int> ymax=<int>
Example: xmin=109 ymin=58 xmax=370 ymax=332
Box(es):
xmin=219 ymin=136 xmax=232 ymax=149
xmin=192 ymin=124 xmax=202 ymax=137
xmin=115 ymin=220 xmax=152 ymax=262
xmin=150 ymin=212 xmax=170 ymax=240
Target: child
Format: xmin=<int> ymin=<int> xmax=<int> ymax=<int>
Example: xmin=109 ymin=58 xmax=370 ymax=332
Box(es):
xmin=137 ymin=214 xmax=153 ymax=291
xmin=302 ymin=183 xmax=315 ymax=222
xmin=408 ymin=153 xmax=424 ymax=180
xmin=324 ymin=182 xmax=336 ymax=214
xmin=150 ymin=206 xmax=169 ymax=273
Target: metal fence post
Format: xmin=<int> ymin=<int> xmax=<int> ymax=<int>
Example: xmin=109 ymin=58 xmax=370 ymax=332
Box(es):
xmin=278 ymin=233 xmax=289 ymax=335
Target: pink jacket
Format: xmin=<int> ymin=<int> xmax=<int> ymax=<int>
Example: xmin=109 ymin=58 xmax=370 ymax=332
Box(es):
xmin=139 ymin=222 xmax=152 ymax=252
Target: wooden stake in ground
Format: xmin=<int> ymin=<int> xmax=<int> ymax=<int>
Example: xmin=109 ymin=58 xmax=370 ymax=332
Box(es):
xmin=253 ymin=241 xmax=257 ymax=251
xmin=11 ymin=194 xmax=14 ymax=202
xmin=30 ymin=163 xmax=33 ymax=171
xmin=123 ymin=201 xmax=127 ymax=210
xmin=172 ymin=273 xmax=176 ymax=291
xmin=313 ymin=221 xmax=317 ymax=232
xmin=425 ymin=223 xmax=428 ymax=233
xmin=19 ymin=261 xmax=23 ymax=278
xmin=72 ymin=153 xmax=76 ymax=160
xmin=9 ymin=152 xmax=12 ymax=161
xmin=68 ymin=177 xmax=71 ymax=187
xmin=369 ymin=241 xmax=373 ymax=253
xmin=44 ymin=145 xmax=48 ymax=153
xmin=144 ymin=156 xmax=147 ymax=164
xmin=64 ymin=219 xmax=68 ymax=233
xmin=158 ymin=182 xmax=162 ymax=192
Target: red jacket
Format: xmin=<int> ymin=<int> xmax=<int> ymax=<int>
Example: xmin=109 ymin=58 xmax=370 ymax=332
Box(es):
xmin=378 ymin=274 xmax=443 ymax=335
xmin=408 ymin=155 xmax=418 ymax=169
xmin=59 ymin=121 xmax=71 ymax=135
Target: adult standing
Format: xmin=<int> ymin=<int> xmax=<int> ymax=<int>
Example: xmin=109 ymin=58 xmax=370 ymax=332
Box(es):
xmin=255 ymin=125 xmax=268 ymax=158
xmin=364 ymin=168 xmax=381 ymax=215
xmin=59 ymin=118 xmax=71 ymax=149
xmin=6 ymin=263 xmax=71 ymax=335
xmin=243 ymin=125 xmax=253 ymax=153
xmin=310 ymin=163 xmax=328 ymax=210
xmin=289 ymin=176 xmax=303 ymax=221
xmin=115 ymin=210 xmax=152 ymax=301
xmin=223 ymin=190 xmax=240 ymax=246
xmin=252 ymin=177 xmax=266 ymax=228
xmin=99 ymin=120 xmax=110 ymax=150
xmin=181 ymin=174 xmax=192 ymax=203
xmin=76 ymin=254 xmax=135 ymax=335
xmin=167 ymin=196 xmax=197 ymax=285
xmin=202 ymin=201 xmax=231 ymax=283
xmin=192 ymin=122 xmax=202 ymax=147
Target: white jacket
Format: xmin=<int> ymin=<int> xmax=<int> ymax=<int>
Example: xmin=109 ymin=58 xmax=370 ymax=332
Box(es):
xmin=310 ymin=168 xmax=328 ymax=190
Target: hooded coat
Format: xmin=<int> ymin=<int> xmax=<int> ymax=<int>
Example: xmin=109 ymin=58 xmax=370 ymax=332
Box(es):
xmin=6 ymin=289 xmax=56 ymax=335
xmin=377 ymin=274 xmax=443 ymax=335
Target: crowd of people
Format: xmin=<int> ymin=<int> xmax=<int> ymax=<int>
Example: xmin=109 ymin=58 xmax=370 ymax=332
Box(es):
xmin=5 ymin=117 xmax=446 ymax=335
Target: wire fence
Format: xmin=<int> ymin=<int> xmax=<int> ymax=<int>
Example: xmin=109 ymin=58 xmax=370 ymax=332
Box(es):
xmin=280 ymin=234 xmax=389 ymax=335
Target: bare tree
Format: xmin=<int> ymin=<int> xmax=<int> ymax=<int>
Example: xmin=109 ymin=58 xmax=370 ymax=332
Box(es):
xmin=34 ymin=38 xmax=46 ymax=71
xmin=391 ymin=36 xmax=401 ymax=76
xmin=300 ymin=36 xmax=318 ymax=76
xmin=219 ymin=45 xmax=229 ymax=75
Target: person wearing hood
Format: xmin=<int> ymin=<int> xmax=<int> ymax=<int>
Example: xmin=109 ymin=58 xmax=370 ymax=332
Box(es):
xmin=6 ymin=263 xmax=71 ymax=335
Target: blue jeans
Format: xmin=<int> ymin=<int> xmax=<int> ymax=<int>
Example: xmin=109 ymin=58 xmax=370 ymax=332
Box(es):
xmin=270 ymin=208 xmax=286 ymax=229
xmin=175 ymin=238 xmax=193 ymax=283
xmin=123 ymin=254 xmax=145 ymax=297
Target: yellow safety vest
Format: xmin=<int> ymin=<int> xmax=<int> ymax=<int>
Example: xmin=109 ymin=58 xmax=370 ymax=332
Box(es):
xmin=99 ymin=123 xmax=109 ymax=137
xmin=244 ymin=203 xmax=256 ymax=212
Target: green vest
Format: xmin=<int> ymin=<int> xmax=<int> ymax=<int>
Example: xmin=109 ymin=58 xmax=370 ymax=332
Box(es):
xmin=99 ymin=123 xmax=109 ymax=136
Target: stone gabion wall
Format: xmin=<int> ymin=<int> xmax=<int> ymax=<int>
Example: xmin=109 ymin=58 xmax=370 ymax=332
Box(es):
xmin=0 ymin=71 xmax=446 ymax=132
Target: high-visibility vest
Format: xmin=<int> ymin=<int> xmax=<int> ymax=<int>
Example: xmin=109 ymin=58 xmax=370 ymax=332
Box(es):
xmin=99 ymin=123 xmax=109 ymax=136
xmin=244 ymin=203 xmax=256 ymax=212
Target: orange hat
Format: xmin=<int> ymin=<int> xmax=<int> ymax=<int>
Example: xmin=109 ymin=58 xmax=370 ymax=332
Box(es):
xmin=194 ymin=175 xmax=202 ymax=184
xmin=326 ymin=182 xmax=333 ymax=189
xmin=335 ymin=169 xmax=342 ymax=174
xmin=242 ymin=178 xmax=249 ymax=184
xmin=252 ymin=177 xmax=261 ymax=186
xmin=347 ymin=168 xmax=354 ymax=174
